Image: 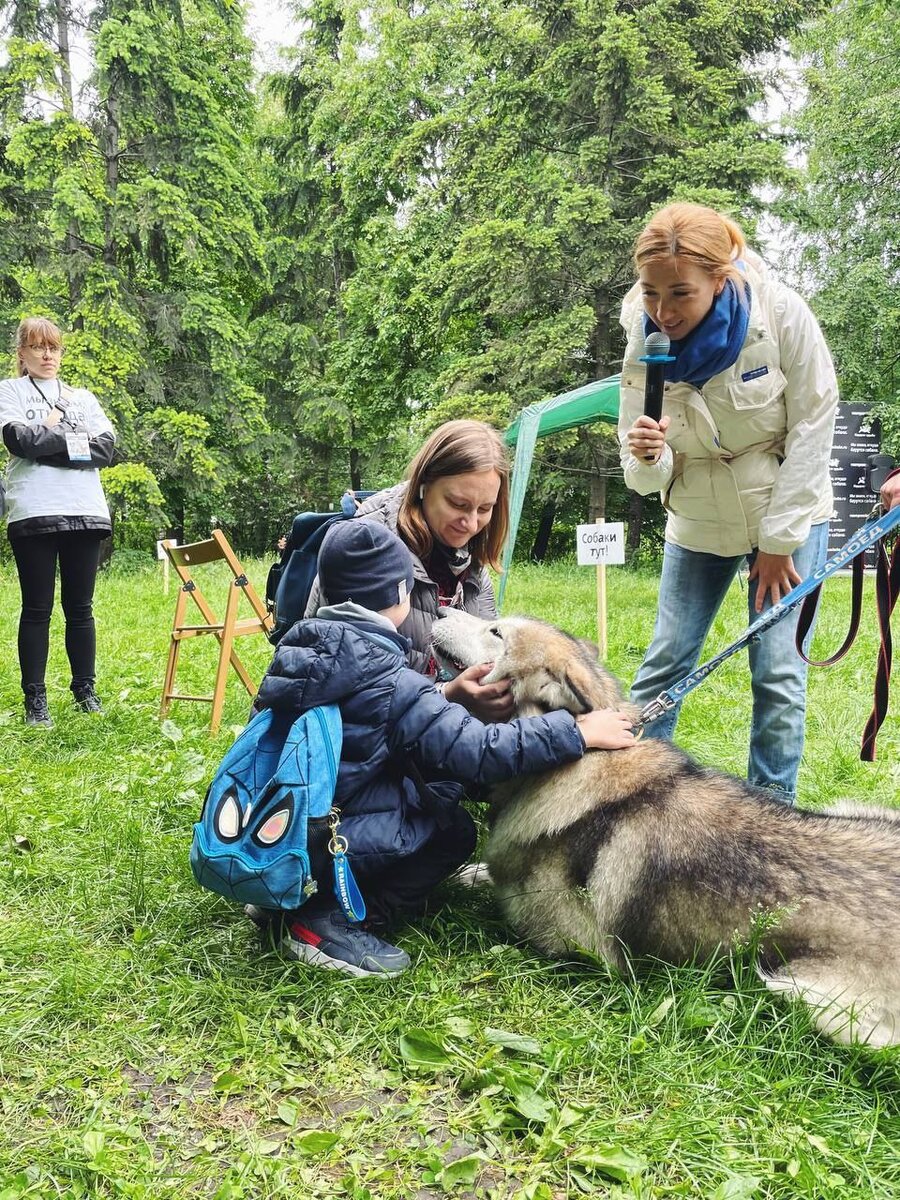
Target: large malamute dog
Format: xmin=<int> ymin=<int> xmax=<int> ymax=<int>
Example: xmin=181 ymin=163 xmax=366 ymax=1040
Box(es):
xmin=431 ymin=609 xmax=900 ymax=1047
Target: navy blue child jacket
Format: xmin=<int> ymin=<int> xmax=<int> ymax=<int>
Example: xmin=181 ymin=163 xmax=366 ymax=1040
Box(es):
xmin=255 ymin=618 xmax=585 ymax=874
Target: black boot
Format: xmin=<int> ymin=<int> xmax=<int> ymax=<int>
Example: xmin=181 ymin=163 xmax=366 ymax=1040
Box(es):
xmin=72 ymin=680 xmax=103 ymax=714
xmin=24 ymin=684 xmax=53 ymax=728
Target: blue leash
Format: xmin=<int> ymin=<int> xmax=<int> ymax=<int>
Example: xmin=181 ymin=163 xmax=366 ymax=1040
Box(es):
xmin=635 ymin=504 xmax=900 ymax=730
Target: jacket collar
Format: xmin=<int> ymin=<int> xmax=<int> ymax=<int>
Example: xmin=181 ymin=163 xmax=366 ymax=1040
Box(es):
xmin=315 ymin=601 xmax=409 ymax=656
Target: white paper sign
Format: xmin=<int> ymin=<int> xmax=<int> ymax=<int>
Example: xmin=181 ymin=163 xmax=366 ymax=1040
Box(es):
xmin=157 ymin=539 xmax=170 ymax=561
xmin=576 ymin=522 xmax=625 ymax=566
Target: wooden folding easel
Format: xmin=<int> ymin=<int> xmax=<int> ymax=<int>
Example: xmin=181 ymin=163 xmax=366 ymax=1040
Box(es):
xmin=160 ymin=530 xmax=274 ymax=734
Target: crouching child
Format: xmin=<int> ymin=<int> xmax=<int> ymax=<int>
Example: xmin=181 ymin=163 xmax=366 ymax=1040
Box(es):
xmin=254 ymin=519 xmax=635 ymax=976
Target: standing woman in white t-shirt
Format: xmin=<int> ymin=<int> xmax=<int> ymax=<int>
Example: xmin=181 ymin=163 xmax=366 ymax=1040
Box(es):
xmin=0 ymin=318 xmax=116 ymax=727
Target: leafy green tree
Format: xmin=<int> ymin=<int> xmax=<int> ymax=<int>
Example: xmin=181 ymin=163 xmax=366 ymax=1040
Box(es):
xmin=0 ymin=0 xmax=836 ymax=557
xmin=250 ymin=0 xmax=422 ymax=507
xmin=267 ymin=0 xmax=823 ymax=555
xmin=101 ymin=460 xmax=166 ymax=549
xmin=789 ymin=0 xmax=900 ymax=451
xmin=0 ymin=0 xmax=269 ymax=540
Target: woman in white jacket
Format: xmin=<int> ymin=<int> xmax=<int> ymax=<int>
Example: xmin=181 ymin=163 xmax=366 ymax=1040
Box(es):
xmin=0 ymin=318 xmax=116 ymax=727
xmin=619 ymin=203 xmax=837 ymax=803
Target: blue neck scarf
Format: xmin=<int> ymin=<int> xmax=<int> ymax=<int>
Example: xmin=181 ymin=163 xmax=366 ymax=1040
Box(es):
xmin=643 ymin=277 xmax=751 ymax=388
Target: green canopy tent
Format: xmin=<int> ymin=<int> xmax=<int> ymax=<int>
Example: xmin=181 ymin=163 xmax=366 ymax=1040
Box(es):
xmin=498 ymin=373 xmax=621 ymax=607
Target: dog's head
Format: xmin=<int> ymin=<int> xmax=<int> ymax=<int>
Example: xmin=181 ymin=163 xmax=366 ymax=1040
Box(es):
xmin=431 ymin=609 xmax=626 ymax=716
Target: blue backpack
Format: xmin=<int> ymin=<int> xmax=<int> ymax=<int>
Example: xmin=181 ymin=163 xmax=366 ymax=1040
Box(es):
xmin=266 ymin=512 xmax=348 ymax=646
xmin=266 ymin=491 xmax=376 ymax=646
xmin=190 ymin=704 xmax=359 ymax=913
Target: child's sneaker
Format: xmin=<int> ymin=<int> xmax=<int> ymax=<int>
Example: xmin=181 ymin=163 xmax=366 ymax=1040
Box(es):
xmin=283 ymin=908 xmax=410 ymax=976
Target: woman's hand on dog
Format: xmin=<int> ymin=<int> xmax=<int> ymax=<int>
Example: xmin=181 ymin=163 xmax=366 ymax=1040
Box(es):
xmin=576 ymin=709 xmax=637 ymax=750
xmin=443 ymin=664 xmax=516 ymax=722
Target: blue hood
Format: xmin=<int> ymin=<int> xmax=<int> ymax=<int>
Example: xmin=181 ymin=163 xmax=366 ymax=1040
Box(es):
xmin=257 ymin=618 xmax=408 ymax=712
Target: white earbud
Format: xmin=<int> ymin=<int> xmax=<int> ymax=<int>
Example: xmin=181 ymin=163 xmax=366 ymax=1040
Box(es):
xmin=419 ymin=485 xmax=425 ymax=500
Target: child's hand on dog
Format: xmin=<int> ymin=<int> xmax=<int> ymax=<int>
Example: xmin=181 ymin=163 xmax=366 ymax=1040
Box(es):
xmin=443 ymin=663 xmax=516 ymax=722
xmin=576 ymin=709 xmax=637 ymax=750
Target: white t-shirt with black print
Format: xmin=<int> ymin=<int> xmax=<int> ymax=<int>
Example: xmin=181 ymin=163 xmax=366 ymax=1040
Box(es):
xmin=0 ymin=374 xmax=114 ymax=525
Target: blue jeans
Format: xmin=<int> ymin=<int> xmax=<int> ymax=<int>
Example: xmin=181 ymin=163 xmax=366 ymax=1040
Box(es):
xmin=630 ymin=523 xmax=829 ymax=803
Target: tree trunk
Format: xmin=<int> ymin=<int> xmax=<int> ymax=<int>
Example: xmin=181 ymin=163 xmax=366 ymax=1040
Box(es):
xmin=582 ymin=428 xmax=609 ymax=523
xmin=56 ymin=0 xmax=74 ymax=113
xmin=349 ymin=443 xmax=361 ymax=492
xmin=530 ymin=499 xmax=556 ymax=562
xmin=102 ymin=82 xmax=120 ymax=268
xmin=56 ymin=0 xmax=83 ymax=314
xmin=589 ymin=466 xmax=607 ymax=524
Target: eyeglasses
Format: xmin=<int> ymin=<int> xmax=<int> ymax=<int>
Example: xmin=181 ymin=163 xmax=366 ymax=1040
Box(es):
xmin=25 ymin=343 xmax=63 ymax=355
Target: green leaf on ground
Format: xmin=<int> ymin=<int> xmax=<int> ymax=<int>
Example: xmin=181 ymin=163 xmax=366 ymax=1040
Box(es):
xmin=399 ymin=1029 xmax=453 ymax=1069
xmin=485 ymin=1028 xmax=541 ymax=1055
xmin=569 ymin=1144 xmax=647 ymax=1180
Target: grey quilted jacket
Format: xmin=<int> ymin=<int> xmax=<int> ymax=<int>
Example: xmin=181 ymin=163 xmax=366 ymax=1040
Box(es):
xmin=304 ymin=482 xmax=498 ymax=674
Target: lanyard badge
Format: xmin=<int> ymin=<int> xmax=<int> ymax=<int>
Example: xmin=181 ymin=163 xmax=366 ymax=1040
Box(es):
xmin=64 ymin=431 xmax=91 ymax=462
xmin=29 ymin=376 xmax=90 ymax=461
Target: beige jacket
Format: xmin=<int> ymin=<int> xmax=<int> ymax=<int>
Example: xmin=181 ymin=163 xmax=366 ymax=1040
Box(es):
xmin=617 ymin=257 xmax=837 ymax=556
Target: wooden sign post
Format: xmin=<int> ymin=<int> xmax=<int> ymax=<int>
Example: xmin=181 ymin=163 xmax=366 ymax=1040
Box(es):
xmin=157 ymin=538 xmax=170 ymax=594
xmin=575 ymin=521 xmax=625 ymax=659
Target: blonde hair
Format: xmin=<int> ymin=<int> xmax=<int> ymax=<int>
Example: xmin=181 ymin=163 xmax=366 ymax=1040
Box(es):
xmin=634 ymin=203 xmax=747 ymax=291
xmin=398 ymin=420 xmax=510 ymax=571
xmin=16 ymin=317 xmax=64 ymax=375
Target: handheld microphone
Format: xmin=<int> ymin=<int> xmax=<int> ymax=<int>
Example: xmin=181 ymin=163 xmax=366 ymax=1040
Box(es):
xmin=639 ymin=331 xmax=675 ymax=462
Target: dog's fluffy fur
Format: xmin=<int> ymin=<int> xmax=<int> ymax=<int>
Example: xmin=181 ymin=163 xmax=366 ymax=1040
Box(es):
xmin=432 ymin=609 xmax=900 ymax=1047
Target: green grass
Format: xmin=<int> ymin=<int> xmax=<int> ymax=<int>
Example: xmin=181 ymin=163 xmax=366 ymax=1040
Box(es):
xmin=1 ymin=555 xmax=899 ymax=1199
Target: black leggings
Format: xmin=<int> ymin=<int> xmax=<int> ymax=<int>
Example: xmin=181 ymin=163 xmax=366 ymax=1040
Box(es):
xmin=10 ymin=531 xmax=104 ymax=689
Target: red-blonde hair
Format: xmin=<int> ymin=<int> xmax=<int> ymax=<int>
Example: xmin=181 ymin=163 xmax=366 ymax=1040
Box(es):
xmin=398 ymin=420 xmax=510 ymax=570
xmin=16 ymin=317 xmax=64 ymax=375
xmin=634 ymin=203 xmax=747 ymax=291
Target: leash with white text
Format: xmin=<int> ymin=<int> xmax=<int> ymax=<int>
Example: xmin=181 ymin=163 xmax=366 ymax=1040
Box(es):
xmin=635 ymin=505 xmax=900 ymax=756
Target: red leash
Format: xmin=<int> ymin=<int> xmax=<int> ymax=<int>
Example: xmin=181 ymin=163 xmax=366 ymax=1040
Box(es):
xmin=796 ymin=523 xmax=900 ymax=760
xmin=861 ymin=532 xmax=900 ymax=760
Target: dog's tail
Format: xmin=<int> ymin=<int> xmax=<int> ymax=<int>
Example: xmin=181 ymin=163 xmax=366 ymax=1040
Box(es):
xmin=761 ymin=957 xmax=900 ymax=1048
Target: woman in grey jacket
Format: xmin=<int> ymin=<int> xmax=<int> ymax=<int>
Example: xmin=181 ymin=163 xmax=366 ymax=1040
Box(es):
xmin=0 ymin=318 xmax=116 ymax=727
xmin=618 ymin=203 xmax=838 ymax=804
xmin=306 ymin=420 xmax=515 ymax=721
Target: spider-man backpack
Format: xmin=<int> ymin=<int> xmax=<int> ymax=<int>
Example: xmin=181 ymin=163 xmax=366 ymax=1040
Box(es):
xmin=190 ymin=704 xmax=354 ymax=912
